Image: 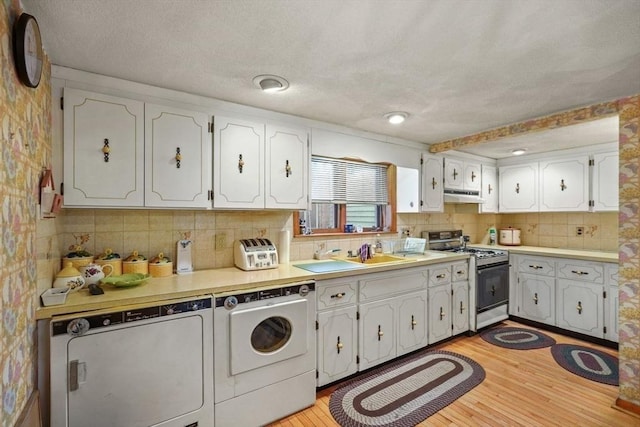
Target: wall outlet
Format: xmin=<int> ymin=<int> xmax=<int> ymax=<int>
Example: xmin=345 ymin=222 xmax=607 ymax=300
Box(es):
xmin=215 ymin=233 xmax=227 ymax=249
xmin=575 ymin=226 xmax=584 ymax=236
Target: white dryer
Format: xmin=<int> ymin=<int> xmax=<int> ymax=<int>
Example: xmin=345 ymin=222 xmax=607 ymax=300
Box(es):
xmin=214 ymin=281 xmax=316 ymax=427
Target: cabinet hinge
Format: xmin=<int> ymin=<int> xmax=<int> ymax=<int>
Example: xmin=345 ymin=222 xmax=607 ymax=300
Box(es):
xmin=589 ymin=200 xmax=595 ymax=207
xmin=589 ymin=159 xmax=595 ymax=166
xmin=603 ymin=290 xmax=607 ymax=299
xmin=451 ymin=324 xmax=454 ymax=330
xmin=315 ymin=320 xmax=319 ymax=330
xmin=356 ymin=311 xmax=360 ymax=320
xmin=420 ymin=157 xmax=424 ymax=165
xmin=208 ymin=122 xmax=212 ymax=133
xmin=60 ymin=97 xmax=64 ymax=110
xmin=356 ymin=355 xmax=360 ymax=364
xmin=60 ymin=182 xmax=64 ymax=196
xmin=451 ymin=289 xmax=454 ymax=296
xmin=420 ymin=200 xmax=423 ymax=207
xmin=603 ymin=326 xmax=607 ymax=334
xmin=208 ymin=190 xmax=213 ymax=201
xmin=315 ymin=370 xmax=318 ymax=379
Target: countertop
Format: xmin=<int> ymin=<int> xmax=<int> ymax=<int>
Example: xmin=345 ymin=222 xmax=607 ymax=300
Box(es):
xmin=36 ymin=251 xmax=466 ymax=319
xmin=472 ymin=244 xmax=618 ymax=263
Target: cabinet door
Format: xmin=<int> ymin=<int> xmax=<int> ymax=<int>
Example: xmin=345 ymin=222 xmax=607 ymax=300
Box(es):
xmin=428 ymin=284 xmax=452 ymax=344
xmin=518 ymin=273 xmax=555 ymax=325
xmin=452 ymin=281 xmax=469 ymax=335
xmin=499 ymin=164 xmax=538 ymax=212
xmin=444 ymin=158 xmax=464 ymax=190
xmin=63 ymin=88 xmax=144 ymax=206
xmin=396 ymin=292 xmax=428 ymax=356
xmin=396 ymin=167 xmax=420 ymax=213
xmin=556 ymin=279 xmax=604 ymax=338
xmin=479 ymin=165 xmax=498 ymax=213
xmin=317 ymin=306 xmax=358 ymax=386
xmin=359 ymin=299 xmax=396 ymax=370
xmin=463 ymin=162 xmax=481 ymax=191
xmin=539 ymin=156 xmax=589 ymax=212
xmin=592 ymin=152 xmax=619 ymax=212
xmin=145 ymin=104 xmax=211 ymax=208
xmin=213 ymin=117 xmax=264 ymax=208
xmin=265 ymin=125 xmax=309 ymax=209
xmin=421 ymin=154 xmax=444 ymax=212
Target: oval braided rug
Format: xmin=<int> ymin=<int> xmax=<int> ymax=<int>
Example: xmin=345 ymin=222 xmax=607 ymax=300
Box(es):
xmin=480 ymin=326 xmax=556 ymax=350
xmin=329 ymin=350 xmax=485 ymax=427
xmin=551 ymin=344 xmax=619 ymax=385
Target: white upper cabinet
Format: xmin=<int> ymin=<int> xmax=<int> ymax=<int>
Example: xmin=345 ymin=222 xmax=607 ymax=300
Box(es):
xmin=213 ymin=117 xmax=309 ymax=209
xmin=396 ymin=167 xmax=420 ymax=213
xmin=144 ymin=103 xmax=212 ymax=208
xmin=538 ymin=156 xmax=589 ymax=212
xmin=265 ymin=125 xmax=309 ymax=209
xmin=421 ymin=154 xmax=444 ymax=212
xmin=499 ymin=163 xmax=538 ymax=212
xmin=591 ymin=152 xmax=619 ymax=211
xmin=444 ymin=157 xmax=481 ymax=191
xmin=479 ymin=165 xmax=498 ymax=213
xmin=463 ymin=162 xmax=481 ymax=191
xmin=63 ymin=88 xmax=144 ymax=207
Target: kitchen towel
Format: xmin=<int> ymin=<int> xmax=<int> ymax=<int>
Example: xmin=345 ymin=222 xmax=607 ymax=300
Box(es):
xmin=279 ymin=229 xmax=291 ymax=264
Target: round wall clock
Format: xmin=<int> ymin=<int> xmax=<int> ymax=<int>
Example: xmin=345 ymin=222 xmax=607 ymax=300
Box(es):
xmin=13 ymin=13 xmax=43 ymax=88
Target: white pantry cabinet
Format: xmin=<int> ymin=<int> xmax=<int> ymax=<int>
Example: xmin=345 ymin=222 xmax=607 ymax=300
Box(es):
xmin=479 ymin=165 xmax=498 ymax=213
xmin=538 ymin=156 xmax=589 ymax=212
xmin=421 ymin=154 xmax=444 ymax=212
xmin=444 ymin=157 xmax=481 ymax=192
xmin=213 ymin=117 xmax=309 ymax=209
xmin=63 ymin=88 xmax=145 ymax=207
xmin=144 ymin=103 xmax=212 ymax=208
xmin=499 ymin=163 xmax=538 ymax=212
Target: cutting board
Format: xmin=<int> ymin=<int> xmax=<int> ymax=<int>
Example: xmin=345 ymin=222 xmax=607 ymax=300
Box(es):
xmin=293 ymin=260 xmax=366 ymax=273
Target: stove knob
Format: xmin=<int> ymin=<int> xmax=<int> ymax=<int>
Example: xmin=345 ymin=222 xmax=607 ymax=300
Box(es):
xmin=67 ymin=318 xmax=90 ymax=337
xmin=299 ymin=284 xmax=310 ymax=297
xmin=102 ymin=318 xmax=111 ymax=326
xmin=224 ymin=296 xmax=238 ymax=310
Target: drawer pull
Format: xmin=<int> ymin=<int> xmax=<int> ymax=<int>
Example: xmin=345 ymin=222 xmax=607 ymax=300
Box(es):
xmin=336 ymin=336 xmax=343 ymax=354
xmin=533 ymin=293 xmax=538 ymax=305
xmin=456 ymin=270 xmax=465 ymax=275
xmin=571 ymin=270 xmax=589 ymax=276
xmin=453 ymin=168 xmax=458 ymax=180
xmin=378 ymin=325 xmax=384 ymax=341
xmin=436 ymin=273 xmax=446 ymax=279
xmin=577 ymin=301 xmax=583 ymax=314
xmin=460 ymin=301 xmax=465 ymax=314
xmin=411 ymin=315 xmax=417 ymax=330
xmin=69 ymin=360 xmax=79 ymax=391
xmin=529 ymin=265 xmax=543 ymax=270
xmin=330 ymin=292 xmax=345 ymax=299
xmin=439 ymin=307 xmax=446 ymax=320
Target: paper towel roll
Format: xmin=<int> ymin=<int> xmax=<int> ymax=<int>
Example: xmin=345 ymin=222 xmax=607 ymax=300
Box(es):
xmin=279 ymin=229 xmax=291 ymax=264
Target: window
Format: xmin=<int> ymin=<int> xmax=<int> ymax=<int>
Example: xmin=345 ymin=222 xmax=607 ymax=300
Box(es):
xmin=295 ymin=156 xmax=396 ymax=235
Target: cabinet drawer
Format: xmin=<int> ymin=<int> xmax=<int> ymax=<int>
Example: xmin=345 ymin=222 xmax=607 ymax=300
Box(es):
xmin=517 ymin=256 xmax=555 ymax=276
xmin=451 ymin=262 xmax=469 ymax=282
xmin=557 ymin=260 xmax=604 ymax=284
xmin=429 ymin=266 xmax=451 ymax=287
xmin=359 ymin=269 xmax=427 ymax=302
xmin=317 ymin=279 xmax=358 ymax=310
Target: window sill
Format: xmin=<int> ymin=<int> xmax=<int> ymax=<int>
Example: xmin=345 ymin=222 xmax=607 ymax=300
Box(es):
xmin=294 ymin=230 xmax=398 ymax=238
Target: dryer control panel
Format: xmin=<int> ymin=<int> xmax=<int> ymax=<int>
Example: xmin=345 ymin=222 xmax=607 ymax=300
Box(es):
xmin=215 ymin=281 xmax=315 ymax=308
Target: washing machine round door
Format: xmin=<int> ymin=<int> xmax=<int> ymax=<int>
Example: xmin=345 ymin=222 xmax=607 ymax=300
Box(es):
xmin=251 ymin=316 xmax=292 ymax=353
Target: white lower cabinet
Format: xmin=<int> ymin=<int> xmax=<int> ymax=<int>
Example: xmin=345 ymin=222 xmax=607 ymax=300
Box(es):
xmin=428 ymin=261 xmax=469 ymax=344
xmin=317 ymin=306 xmax=358 ymax=386
xmin=396 ymin=292 xmax=429 ymax=356
xmin=359 ymin=298 xmax=397 ymax=370
xmin=452 ymin=280 xmax=470 ymax=335
xmin=556 ymin=279 xmax=604 ymax=336
xmin=518 ymin=273 xmax=555 ymax=325
xmin=428 ymin=284 xmax=451 ymax=344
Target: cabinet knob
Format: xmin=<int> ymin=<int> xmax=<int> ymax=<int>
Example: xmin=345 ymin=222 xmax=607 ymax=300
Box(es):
xmin=460 ymin=301 xmax=465 ymax=314
xmin=560 ymin=179 xmax=567 ymax=191
xmin=102 ymin=139 xmax=110 ymax=162
xmin=471 ymin=171 xmax=476 ymax=182
xmin=533 ymin=293 xmax=538 ymax=305
xmin=487 ymin=183 xmax=492 ymax=194
xmin=238 ymin=154 xmax=244 ymax=173
xmin=571 ymin=270 xmax=589 ymax=276
xmin=175 ymin=147 xmax=182 ymax=168
xmin=431 ymin=177 xmax=437 ymax=189
xmin=330 ymin=292 xmax=345 ymax=299
xmin=516 ymin=183 xmax=520 ymax=194
xmin=439 ymin=307 xmax=446 ymax=320
xmin=436 ymin=273 xmax=446 ymax=279
xmin=577 ymin=301 xmax=583 ymax=314
xmin=411 ymin=315 xmax=417 ymax=330
xmin=377 ymin=325 xmax=384 ymax=340
xmin=336 ymin=336 xmax=343 ymax=353
xmin=453 ymin=168 xmax=458 ymax=180
xmin=285 ymin=160 xmax=292 ymax=177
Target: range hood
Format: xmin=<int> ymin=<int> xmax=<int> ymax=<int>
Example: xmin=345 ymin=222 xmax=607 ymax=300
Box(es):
xmin=443 ymin=189 xmax=485 ymax=204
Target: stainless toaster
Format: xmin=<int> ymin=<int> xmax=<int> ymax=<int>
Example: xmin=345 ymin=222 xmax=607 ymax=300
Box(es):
xmin=234 ymin=238 xmax=279 ymax=271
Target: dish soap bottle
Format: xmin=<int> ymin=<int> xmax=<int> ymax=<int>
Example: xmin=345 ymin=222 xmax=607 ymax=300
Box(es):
xmin=489 ymin=227 xmax=497 ymax=245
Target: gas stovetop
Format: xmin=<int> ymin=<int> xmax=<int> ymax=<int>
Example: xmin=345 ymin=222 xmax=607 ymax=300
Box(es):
xmin=422 ymin=230 xmax=509 ymax=266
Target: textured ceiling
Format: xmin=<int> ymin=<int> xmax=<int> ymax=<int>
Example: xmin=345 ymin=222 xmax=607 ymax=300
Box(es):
xmin=21 ymin=0 xmax=640 ymax=148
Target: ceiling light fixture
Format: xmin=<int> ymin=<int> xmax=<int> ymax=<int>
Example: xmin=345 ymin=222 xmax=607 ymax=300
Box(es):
xmin=511 ymin=148 xmax=527 ymax=156
xmin=384 ymin=111 xmax=409 ymax=124
xmin=253 ymin=74 xmax=289 ymax=93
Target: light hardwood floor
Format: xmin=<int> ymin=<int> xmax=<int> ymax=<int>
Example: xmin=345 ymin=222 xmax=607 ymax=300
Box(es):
xmin=269 ymin=320 xmax=639 ymax=427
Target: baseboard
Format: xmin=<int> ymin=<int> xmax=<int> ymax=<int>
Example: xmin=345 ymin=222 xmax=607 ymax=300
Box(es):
xmin=509 ymin=316 xmax=618 ymax=350
xmin=614 ymin=398 xmax=640 ymax=418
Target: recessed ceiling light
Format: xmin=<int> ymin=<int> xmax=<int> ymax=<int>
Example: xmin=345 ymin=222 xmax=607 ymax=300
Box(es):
xmin=512 ymin=148 xmax=527 ymax=156
xmin=253 ymin=74 xmax=289 ymax=93
xmin=384 ymin=112 xmax=409 ymax=124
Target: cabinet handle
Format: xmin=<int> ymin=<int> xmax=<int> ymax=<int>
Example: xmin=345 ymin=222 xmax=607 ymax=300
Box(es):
xmin=533 ymin=293 xmax=538 ymax=305
xmin=378 ymin=325 xmax=384 ymax=340
xmin=560 ymin=179 xmax=567 ymax=191
xmin=491 ymin=285 xmax=496 ymax=296
xmin=516 ymin=183 xmax=520 ymax=194
xmin=336 ymin=336 xmax=343 ymax=354
xmin=456 ymin=270 xmax=465 ymax=276
xmin=571 ymin=270 xmax=589 ymax=276
xmin=175 ymin=147 xmax=182 ymax=168
xmin=330 ymin=292 xmax=345 ymax=299
xmin=577 ymin=301 xmax=583 ymax=314
xmin=471 ymin=171 xmax=476 ymax=182
xmin=238 ymin=154 xmax=244 ymax=173
xmin=453 ymin=168 xmax=458 ymax=180
xmin=487 ymin=183 xmax=492 ymax=194
xmin=459 ymin=301 xmax=465 ymax=314
xmin=436 ymin=273 xmax=446 ymax=279
xmin=529 ymin=265 xmax=543 ymax=270
xmin=285 ymin=160 xmax=292 ymax=177
xmin=411 ymin=315 xmax=417 ymax=330
xmin=69 ymin=360 xmax=79 ymax=391
xmin=431 ymin=177 xmax=437 ymax=189
xmin=439 ymin=307 xmax=446 ymax=320
xmin=102 ymin=139 xmax=110 ymax=162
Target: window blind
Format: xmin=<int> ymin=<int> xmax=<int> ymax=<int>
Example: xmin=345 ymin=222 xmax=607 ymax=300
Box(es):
xmin=311 ymin=156 xmax=388 ymax=204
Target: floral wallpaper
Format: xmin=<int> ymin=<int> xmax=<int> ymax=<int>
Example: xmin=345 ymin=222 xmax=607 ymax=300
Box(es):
xmin=0 ymin=1 xmax=52 ymax=425
xmin=431 ymin=95 xmax=640 ymax=409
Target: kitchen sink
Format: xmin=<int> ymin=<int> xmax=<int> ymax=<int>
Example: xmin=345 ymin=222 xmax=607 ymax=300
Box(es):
xmin=336 ymin=254 xmax=415 ymax=265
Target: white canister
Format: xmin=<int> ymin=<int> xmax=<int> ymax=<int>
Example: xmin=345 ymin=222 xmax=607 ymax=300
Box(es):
xmin=499 ymin=227 xmax=521 ymax=246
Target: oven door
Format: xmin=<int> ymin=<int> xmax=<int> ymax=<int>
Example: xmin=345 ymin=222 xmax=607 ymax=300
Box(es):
xmin=476 ymin=262 xmax=509 ymax=312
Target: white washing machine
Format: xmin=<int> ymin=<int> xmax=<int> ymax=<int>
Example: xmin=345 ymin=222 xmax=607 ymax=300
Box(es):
xmin=214 ymin=281 xmax=316 ymax=427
